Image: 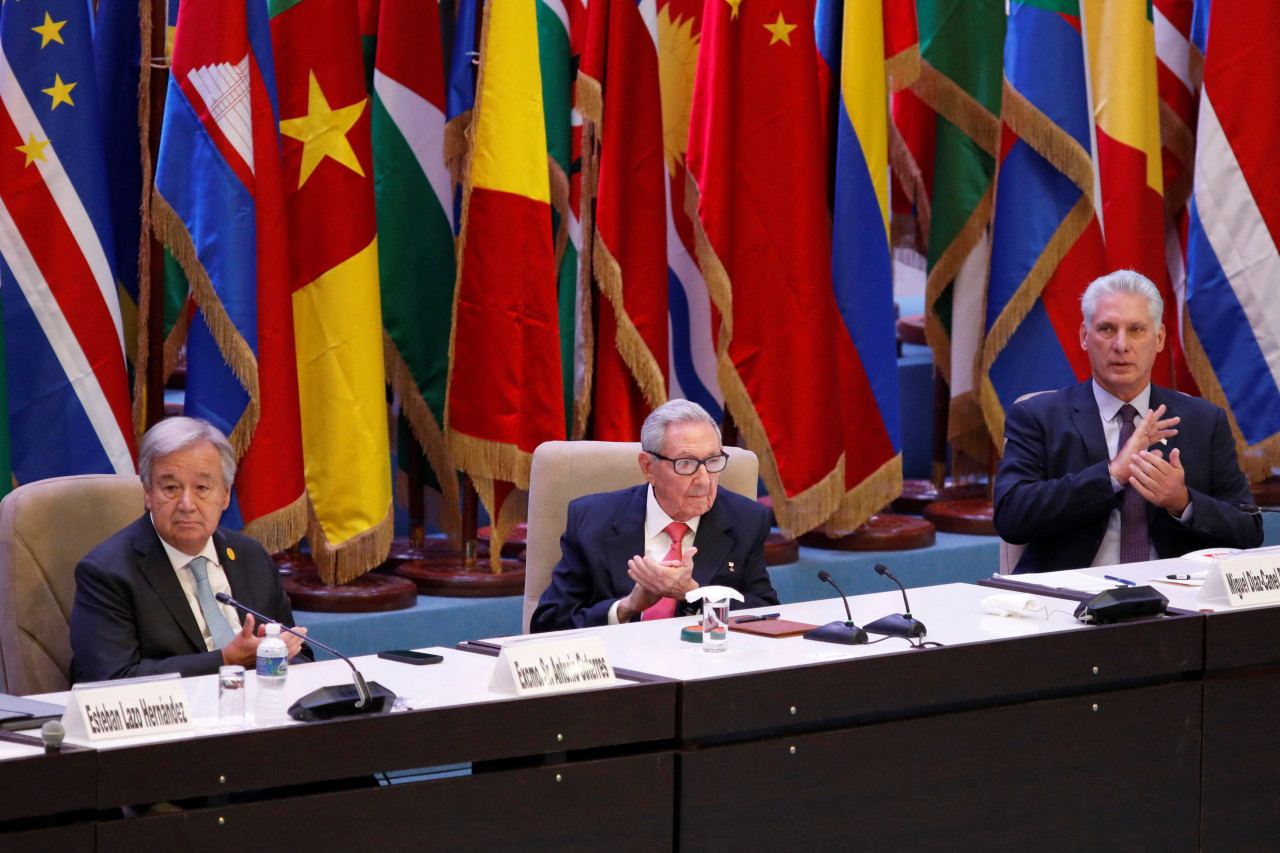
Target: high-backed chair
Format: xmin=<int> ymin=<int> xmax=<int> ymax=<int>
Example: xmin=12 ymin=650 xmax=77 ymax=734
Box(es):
xmin=998 ymin=390 xmax=1053 ymax=575
xmin=522 ymin=442 xmax=760 ymax=634
xmin=0 ymin=474 xmax=144 ymax=695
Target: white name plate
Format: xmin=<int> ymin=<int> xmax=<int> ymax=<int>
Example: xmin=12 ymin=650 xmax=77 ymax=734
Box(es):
xmin=1199 ymin=551 xmax=1280 ymax=608
xmin=64 ymin=675 xmax=194 ymax=741
xmin=490 ymin=636 xmax=617 ymax=696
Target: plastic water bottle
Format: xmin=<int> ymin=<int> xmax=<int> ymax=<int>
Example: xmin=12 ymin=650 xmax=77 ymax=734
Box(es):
xmin=255 ymin=622 xmax=289 ymax=726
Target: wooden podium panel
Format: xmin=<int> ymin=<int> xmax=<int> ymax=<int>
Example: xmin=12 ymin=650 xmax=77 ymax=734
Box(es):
xmin=1201 ymin=666 xmax=1280 ymax=850
xmin=0 ymin=823 xmax=95 ymax=853
xmin=0 ymin=736 xmax=96 ymax=823
xmin=680 ymin=681 xmax=1201 ymax=850
xmin=94 ymin=681 xmax=677 ymax=808
xmin=677 ymin=614 xmax=1202 ymax=741
xmin=99 ymin=751 xmax=675 ymax=853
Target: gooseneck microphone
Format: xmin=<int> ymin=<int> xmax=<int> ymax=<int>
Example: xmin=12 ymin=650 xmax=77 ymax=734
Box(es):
xmin=803 ymin=571 xmax=869 ymax=645
xmin=865 ymin=564 xmax=927 ymax=639
xmin=215 ymin=592 xmax=396 ymax=721
xmin=1238 ymin=504 xmax=1280 ymax=515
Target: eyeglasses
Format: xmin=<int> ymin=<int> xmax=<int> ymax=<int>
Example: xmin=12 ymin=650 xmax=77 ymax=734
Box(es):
xmin=648 ymin=451 xmax=729 ymax=476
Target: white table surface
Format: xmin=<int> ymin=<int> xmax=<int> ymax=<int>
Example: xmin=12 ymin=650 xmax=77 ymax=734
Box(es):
xmin=481 ymin=582 xmax=1093 ymax=683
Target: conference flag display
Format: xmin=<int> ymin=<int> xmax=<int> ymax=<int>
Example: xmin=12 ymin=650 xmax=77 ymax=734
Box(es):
xmin=688 ymin=0 xmax=847 ymax=535
xmin=445 ymin=0 xmax=563 ymax=558
xmin=1184 ymin=0 xmax=1280 ymax=479
xmin=814 ymin=0 xmax=906 ymax=531
xmin=979 ymin=0 xmax=1104 ymax=442
xmin=153 ymin=0 xmax=306 ymax=549
xmin=270 ymin=0 xmax=392 ymax=582
xmin=371 ymin=0 xmax=461 ymax=537
xmin=913 ymin=0 xmax=1004 ymax=470
xmin=1083 ymin=0 xmax=1173 ymax=387
xmin=0 ymin=0 xmax=136 ymax=488
xmin=579 ymin=0 xmax=672 ymax=441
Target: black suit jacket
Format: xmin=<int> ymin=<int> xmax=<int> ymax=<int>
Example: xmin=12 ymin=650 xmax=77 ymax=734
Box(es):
xmin=530 ymin=485 xmax=779 ymax=632
xmin=70 ymin=515 xmax=308 ymax=683
xmin=993 ymin=381 xmax=1263 ymax=573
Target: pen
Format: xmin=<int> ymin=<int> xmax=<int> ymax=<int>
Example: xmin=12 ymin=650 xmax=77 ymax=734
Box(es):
xmin=1166 ymin=574 xmax=1192 ymax=581
xmin=1105 ymin=575 xmax=1136 ymax=586
xmin=735 ymin=613 xmax=781 ymax=623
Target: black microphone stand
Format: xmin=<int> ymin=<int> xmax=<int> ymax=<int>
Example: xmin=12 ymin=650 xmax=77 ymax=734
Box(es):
xmin=803 ymin=571 xmax=869 ymax=645
xmin=865 ymin=564 xmax=927 ymax=638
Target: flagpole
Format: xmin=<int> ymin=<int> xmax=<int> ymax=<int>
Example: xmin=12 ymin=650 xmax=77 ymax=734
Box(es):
xmin=141 ymin=0 xmax=167 ymax=432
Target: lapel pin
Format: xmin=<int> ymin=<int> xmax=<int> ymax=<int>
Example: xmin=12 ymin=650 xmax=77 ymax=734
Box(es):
xmin=728 ymin=561 xmax=735 ymax=573
xmin=226 ymin=547 xmax=236 ymax=561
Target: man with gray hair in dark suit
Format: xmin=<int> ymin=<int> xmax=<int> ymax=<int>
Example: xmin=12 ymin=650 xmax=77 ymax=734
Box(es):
xmin=70 ymin=417 xmax=309 ymax=682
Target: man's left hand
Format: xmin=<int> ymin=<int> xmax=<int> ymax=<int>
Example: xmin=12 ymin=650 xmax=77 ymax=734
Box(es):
xmin=627 ymin=545 xmax=699 ymax=601
xmin=1129 ymin=446 xmax=1191 ymax=515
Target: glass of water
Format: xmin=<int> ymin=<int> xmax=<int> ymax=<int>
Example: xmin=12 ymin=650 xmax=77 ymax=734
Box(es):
xmin=218 ymin=665 xmax=246 ymax=729
xmin=702 ymin=595 xmax=731 ymax=653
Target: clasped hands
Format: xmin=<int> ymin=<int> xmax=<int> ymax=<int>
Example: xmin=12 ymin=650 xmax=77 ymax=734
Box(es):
xmin=221 ymin=613 xmax=308 ymax=668
xmin=1109 ymin=403 xmax=1191 ymax=515
xmin=617 ymin=547 xmax=700 ymax=622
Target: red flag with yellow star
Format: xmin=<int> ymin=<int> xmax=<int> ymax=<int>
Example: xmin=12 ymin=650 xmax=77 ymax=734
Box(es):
xmin=687 ymin=0 xmax=847 ymax=536
xmin=270 ymin=0 xmax=392 ymax=583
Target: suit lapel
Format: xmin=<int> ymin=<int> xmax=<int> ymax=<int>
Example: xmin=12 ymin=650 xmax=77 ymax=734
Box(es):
xmin=214 ymin=531 xmax=250 ymax=600
xmin=604 ymin=487 xmax=648 ymax=593
xmin=1071 ymin=381 xmax=1110 ymax=465
xmin=133 ymin=518 xmax=207 ymax=652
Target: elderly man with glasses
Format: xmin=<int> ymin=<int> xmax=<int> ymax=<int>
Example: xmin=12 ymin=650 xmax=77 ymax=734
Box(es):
xmin=531 ymin=399 xmax=779 ymax=632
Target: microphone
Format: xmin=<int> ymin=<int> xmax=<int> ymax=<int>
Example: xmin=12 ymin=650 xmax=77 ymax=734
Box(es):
xmin=1237 ymin=503 xmax=1280 ymax=514
xmin=802 ymin=570 xmax=868 ymax=645
xmin=40 ymin=720 xmax=65 ymax=753
xmin=215 ymin=592 xmax=395 ymax=721
xmin=865 ymin=564 xmax=927 ymax=639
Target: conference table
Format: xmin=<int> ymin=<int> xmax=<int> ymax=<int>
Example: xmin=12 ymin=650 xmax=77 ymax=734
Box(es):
xmin=3 ymin=570 xmax=1277 ymax=851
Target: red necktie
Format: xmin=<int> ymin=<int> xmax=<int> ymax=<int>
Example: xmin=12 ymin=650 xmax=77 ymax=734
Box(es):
xmin=640 ymin=522 xmax=690 ymax=621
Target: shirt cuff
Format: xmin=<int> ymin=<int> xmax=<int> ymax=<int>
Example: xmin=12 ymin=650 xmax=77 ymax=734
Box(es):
xmin=1172 ymin=499 xmax=1194 ymax=524
xmin=608 ymin=599 xmax=622 ymax=625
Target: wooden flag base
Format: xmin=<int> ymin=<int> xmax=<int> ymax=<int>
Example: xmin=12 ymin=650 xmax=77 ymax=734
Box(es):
xmin=923 ymin=498 xmax=996 ymax=535
xmin=280 ymin=572 xmax=419 ymax=613
xmin=764 ymin=531 xmax=799 ymax=565
xmin=375 ymin=536 xmax=490 ymax=574
xmin=395 ymin=557 xmax=525 ymax=598
xmin=1250 ymin=476 xmax=1280 ymax=508
xmin=798 ymin=514 xmax=936 ymax=551
xmin=477 ymin=523 xmax=528 ymax=560
xmin=891 ymin=479 xmax=988 ymax=515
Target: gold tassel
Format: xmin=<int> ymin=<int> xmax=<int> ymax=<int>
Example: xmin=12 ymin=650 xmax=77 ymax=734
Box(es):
xmin=592 ymin=235 xmax=668 ymax=409
xmin=911 ymin=61 xmax=1001 ymax=158
xmin=824 ymin=454 xmax=903 ymax=535
xmin=241 ymin=490 xmax=308 ymax=554
xmin=1001 ymin=80 xmax=1094 ymax=196
xmin=923 ymin=186 xmax=994 ymax=389
xmin=307 ymin=496 xmax=395 ymax=586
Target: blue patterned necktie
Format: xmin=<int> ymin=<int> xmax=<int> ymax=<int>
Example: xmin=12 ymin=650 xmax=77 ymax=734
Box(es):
xmin=1118 ymin=404 xmax=1150 ymax=563
xmin=189 ymin=556 xmax=236 ymax=649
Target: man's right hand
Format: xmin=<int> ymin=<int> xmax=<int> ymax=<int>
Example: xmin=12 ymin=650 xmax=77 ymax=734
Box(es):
xmin=1110 ymin=404 xmax=1180 ymax=485
xmin=221 ymin=613 xmax=261 ymax=667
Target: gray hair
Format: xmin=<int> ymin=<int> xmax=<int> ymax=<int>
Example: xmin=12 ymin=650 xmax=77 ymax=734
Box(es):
xmin=1081 ymin=269 xmax=1163 ymax=327
xmin=138 ymin=417 xmax=236 ymax=491
xmin=640 ymin=399 xmax=721 ymax=454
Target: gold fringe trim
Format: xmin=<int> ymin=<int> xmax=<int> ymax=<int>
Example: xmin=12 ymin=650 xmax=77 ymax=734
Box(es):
xmin=149 ymin=190 xmax=261 ymax=459
xmin=573 ymin=121 xmax=598 ymax=440
xmin=481 ymin=482 xmax=528 ymax=573
xmin=888 ymin=119 xmax=930 ymax=248
xmin=306 ymin=496 xmax=395 ymax=585
xmin=824 ymin=453 xmax=903 ymax=535
xmin=592 ymin=233 xmax=668 ymax=409
xmin=447 ymin=430 xmax=535 ymax=490
xmin=1001 ymin=78 xmax=1094 ymax=196
xmin=384 ymin=332 xmax=462 ymax=539
xmin=132 ymin=0 xmax=155 ymax=439
xmin=549 ymin=156 xmax=570 ymax=272
xmin=911 ymin=60 xmax=1000 ymax=158
xmin=886 ymin=44 xmax=921 ymax=95
xmin=241 ymin=489 xmax=308 ymax=554
xmin=1159 ymin=98 xmax=1195 ymax=219
xmin=1181 ymin=304 xmax=1280 ymax=482
xmin=948 ymin=390 xmax=991 ymax=466
xmin=576 ymin=73 xmax=603 ymax=128
xmin=686 ymin=175 xmax=843 ymax=536
xmin=444 ymin=109 xmax=473 ymax=188
xmin=977 ymin=193 xmax=1096 ymax=447
xmin=923 ymin=184 xmax=994 ymax=387
xmin=162 ymin=303 xmax=190 ymax=383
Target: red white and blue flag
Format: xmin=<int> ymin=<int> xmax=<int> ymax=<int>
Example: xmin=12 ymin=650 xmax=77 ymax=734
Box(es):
xmin=1184 ymin=0 xmax=1280 ymax=478
xmin=152 ymin=0 xmax=306 ymax=545
xmin=0 ymin=0 xmax=136 ymax=483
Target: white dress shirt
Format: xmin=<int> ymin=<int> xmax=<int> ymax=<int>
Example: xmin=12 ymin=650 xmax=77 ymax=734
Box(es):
xmin=607 ymin=485 xmax=702 ymax=624
xmin=152 ymin=516 xmax=243 ymax=650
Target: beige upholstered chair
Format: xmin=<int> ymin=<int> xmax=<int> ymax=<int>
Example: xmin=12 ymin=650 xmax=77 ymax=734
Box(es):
xmin=0 ymin=474 xmax=144 ymax=695
xmin=522 ymin=441 xmax=760 ymax=633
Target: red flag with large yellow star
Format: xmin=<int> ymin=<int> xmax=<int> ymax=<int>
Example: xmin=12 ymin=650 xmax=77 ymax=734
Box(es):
xmin=687 ymin=0 xmax=847 ymax=536
xmin=270 ymin=0 xmax=392 ymax=583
